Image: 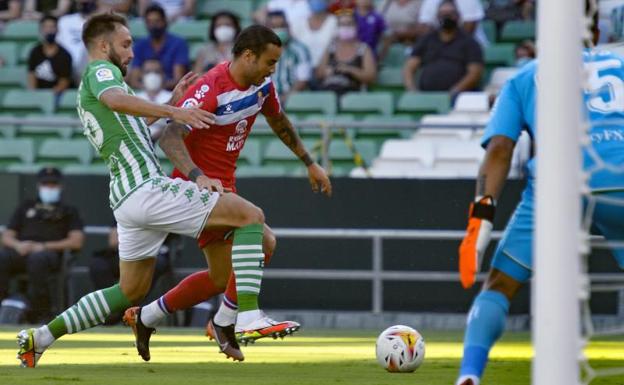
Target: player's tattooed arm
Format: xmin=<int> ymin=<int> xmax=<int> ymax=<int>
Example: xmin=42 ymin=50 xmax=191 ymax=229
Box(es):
xmin=158 ymin=121 xmax=197 ymax=177
xmin=266 ymin=112 xmax=314 ymax=166
xmin=476 ymin=136 xmax=516 ymax=200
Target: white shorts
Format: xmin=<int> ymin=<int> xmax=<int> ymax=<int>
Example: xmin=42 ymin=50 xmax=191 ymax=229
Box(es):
xmin=114 ymin=177 xmax=220 ymax=261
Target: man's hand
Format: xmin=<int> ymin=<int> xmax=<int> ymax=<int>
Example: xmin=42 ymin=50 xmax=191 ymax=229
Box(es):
xmin=170 ymin=72 xmax=200 ymax=106
xmin=307 ymin=163 xmax=332 ymax=197
xmin=458 ymin=196 xmax=495 ymax=289
xmin=171 ymin=103 xmax=216 ymax=129
xmin=14 ymin=241 xmax=34 ymax=256
xmin=195 ymin=175 xmax=231 ymax=194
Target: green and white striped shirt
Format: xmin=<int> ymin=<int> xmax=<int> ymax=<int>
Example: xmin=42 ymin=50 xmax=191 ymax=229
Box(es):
xmin=77 ymin=60 xmax=165 ymax=209
xmin=273 ymin=39 xmax=312 ymax=95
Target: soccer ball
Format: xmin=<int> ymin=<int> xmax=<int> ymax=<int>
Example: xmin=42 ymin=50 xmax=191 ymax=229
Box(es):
xmin=375 ymin=325 xmax=425 ymax=372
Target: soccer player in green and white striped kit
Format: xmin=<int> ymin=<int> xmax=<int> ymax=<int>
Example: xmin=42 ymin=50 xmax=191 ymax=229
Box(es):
xmin=17 ymin=12 xmax=278 ymax=367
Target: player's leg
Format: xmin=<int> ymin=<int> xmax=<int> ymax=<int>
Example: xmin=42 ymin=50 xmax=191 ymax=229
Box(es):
xmin=591 ymin=191 xmax=624 ymax=270
xmin=456 ymin=185 xmax=534 ymax=385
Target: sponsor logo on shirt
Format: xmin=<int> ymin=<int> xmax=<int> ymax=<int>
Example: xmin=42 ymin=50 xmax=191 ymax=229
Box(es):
xmin=226 ymin=120 xmax=248 ymax=152
xmin=223 ymin=104 xmax=234 ymax=114
xmin=95 ymin=68 xmax=114 ymax=82
xmin=182 ymin=98 xmax=199 ymax=108
xmin=194 ymin=84 xmax=210 ymax=100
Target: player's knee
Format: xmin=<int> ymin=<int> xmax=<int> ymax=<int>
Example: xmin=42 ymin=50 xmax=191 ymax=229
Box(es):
xmin=240 ymin=205 xmax=264 ymax=226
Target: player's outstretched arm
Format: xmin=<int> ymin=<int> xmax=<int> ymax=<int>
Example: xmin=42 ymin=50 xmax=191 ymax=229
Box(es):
xmin=99 ymin=88 xmax=215 ymax=129
xmin=159 ymin=121 xmax=226 ymax=193
xmin=266 ymin=112 xmax=332 ymax=196
xmin=459 ymin=135 xmax=515 ymax=288
xmin=144 ymin=72 xmax=200 ymax=126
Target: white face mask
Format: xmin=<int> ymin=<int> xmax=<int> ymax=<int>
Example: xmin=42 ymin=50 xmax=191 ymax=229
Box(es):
xmin=143 ymin=72 xmax=163 ymax=92
xmin=39 ymin=186 xmax=61 ymax=204
xmin=214 ymin=25 xmax=236 ymax=43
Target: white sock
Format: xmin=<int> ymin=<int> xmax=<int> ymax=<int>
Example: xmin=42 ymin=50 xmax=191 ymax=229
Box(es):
xmin=34 ymin=325 xmax=55 ymax=351
xmin=236 ymin=309 xmax=262 ymax=327
xmin=213 ymin=301 xmax=237 ymax=326
xmin=456 ymin=375 xmax=480 ymax=385
xmin=140 ymin=297 xmax=169 ymax=328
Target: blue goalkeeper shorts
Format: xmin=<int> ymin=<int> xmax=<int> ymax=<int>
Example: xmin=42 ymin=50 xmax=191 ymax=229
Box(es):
xmin=491 ymin=180 xmax=624 ymax=283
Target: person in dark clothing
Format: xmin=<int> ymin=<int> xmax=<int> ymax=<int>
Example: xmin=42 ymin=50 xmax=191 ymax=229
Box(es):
xmin=402 ymin=0 xmax=483 ymax=98
xmin=28 ymin=14 xmax=73 ymax=93
xmin=0 ymin=167 xmax=84 ymax=323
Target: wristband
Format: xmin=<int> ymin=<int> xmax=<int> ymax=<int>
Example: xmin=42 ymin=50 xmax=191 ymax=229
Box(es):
xmin=188 ymin=167 xmax=204 ymax=183
xmin=470 ymin=195 xmax=496 ymax=221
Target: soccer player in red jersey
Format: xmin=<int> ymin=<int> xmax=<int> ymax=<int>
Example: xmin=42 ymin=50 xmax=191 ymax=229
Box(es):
xmin=124 ymin=25 xmax=332 ymax=362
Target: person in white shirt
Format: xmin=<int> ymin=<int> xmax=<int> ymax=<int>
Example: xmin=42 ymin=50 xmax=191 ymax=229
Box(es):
xmin=255 ymin=0 xmax=311 ymax=26
xmin=418 ymin=0 xmax=488 ymax=46
xmin=291 ymin=0 xmax=338 ymax=68
xmin=135 ymin=59 xmax=172 ymax=142
xmin=138 ymin=0 xmax=195 ymax=22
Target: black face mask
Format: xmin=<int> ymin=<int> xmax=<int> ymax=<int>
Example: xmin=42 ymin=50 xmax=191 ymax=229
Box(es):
xmin=43 ymin=33 xmax=56 ymax=44
xmin=439 ymin=16 xmax=458 ymax=31
xmin=78 ymin=1 xmax=97 ymax=15
xmin=148 ymin=26 xmax=166 ymax=40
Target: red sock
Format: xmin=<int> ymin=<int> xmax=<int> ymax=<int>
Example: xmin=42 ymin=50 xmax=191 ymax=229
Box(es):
xmin=162 ymin=270 xmax=222 ymax=312
xmin=224 ymin=252 xmax=273 ymax=306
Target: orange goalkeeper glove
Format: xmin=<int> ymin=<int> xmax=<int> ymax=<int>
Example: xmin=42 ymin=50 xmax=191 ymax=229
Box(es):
xmin=459 ymin=196 xmax=495 ymax=289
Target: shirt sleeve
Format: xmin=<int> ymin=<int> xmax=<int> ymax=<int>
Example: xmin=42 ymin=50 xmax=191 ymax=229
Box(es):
xmin=57 ymin=50 xmax=73 ymax=78
xmin=261 ymin=82 xmax=282 ymax=117
xmin=410 ymin=35 xmax=427 ymax=58
xmin=481 ymin=78 xmax=524 ymax=148
xmin=27 ymin=46 xmax=39 ymax=72
xmin=66 ymin=206 xmax=84 ymax=232
xmin=86 ymin=61 xmax=126 ymax=100
xmin=175 ymin=77 xmax=217 ymax=131
xmin=466 ymin=37 xmax=484 ymax=64
xmin=7 ymin=202 xmax=26 ymax=232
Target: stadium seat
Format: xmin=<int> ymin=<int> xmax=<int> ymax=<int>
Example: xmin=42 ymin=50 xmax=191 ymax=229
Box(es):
xmin=58 ymin=90 xmax=78 ymax=115
xmin=17 ymin=121 xmax=73 ymax=140
xmin=1 ymin=20 xmax=39 ymax=42
xmin=169 ymin=20 xmax=210 ymax=42
xmin=5 ymin=163 xmax=45 ymax=173
xmin=263 ymin=138 xmax=317 ymax=169
xmin=396 ymin=92 xmax=451 ymax=117
xmin=0 ymin=66 xmax=27 ymax=90
xmin=128 ymin=18 xmax=148 ymax=39
xmin=63 ymin=164 xmax=109 ymax=175
xmin=484 ymin=44 xmax=516 ymax=67
xmin=383 ymin=44 xmax=409 ymax=67
xmin=0 ymin=41 xmax=18 ymax=67
xmin=285 ymin=91 xmax=337 ymax=117
xmin=197 ymin=0 xmax=254 ymax=22
xmin=500 ymin=20 xmax=536 ymax=43
xmin=238 ymin=138 xmax=262 ymax=166
xmin=236 ymin=165 xmax=289 ymax=177
xmin=190 ymin=42 xmax=205 ymax=62
xmin=482 ymin=19 xmax=496 ymax=43
xmin=433 ymin=140 xmax=484 ymax=174
xmin=453 ymin=92 xmax=489 ymax=113
xmin=376 ymin=139 xmax=435 ymax=167
xmin=340 ymin=92 xmax=394 ymax=116
xmin=355 ymin=115 xmax=414 ymax=143
xmin=486 ymin=67 xmax=518 ymax=93
xmin=0 ymin=138 xmax=35 ymax=165
xmin=1 ymin=89 xmax=55 ymax=115
xmin=371 ymin=67 xmax=404 ymax=94
xmin=18 ymin=41 xmax=36 ymax=64
xmin=328 ymin=139 xmax=377 ymax=168
xmin=38 ymin=139 xmax=92 ymax=165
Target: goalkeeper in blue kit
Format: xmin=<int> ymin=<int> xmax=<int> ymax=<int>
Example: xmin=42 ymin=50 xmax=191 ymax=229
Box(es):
xmin=455 ymin=3 xmax=624 ymax=385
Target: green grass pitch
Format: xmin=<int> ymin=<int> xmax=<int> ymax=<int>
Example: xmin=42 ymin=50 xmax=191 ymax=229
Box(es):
xmin=0 ymin=326 xmax=622 ymax=384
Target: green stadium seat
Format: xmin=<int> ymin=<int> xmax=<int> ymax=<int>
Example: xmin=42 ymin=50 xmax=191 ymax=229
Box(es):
xmin=236 ymin=165 xmax=289 ymax=177
xmin=285 ymin=91 xmax=337 ymax=117
xmin=0 ymin=41 xmax=18 ymax=67
xmin=500 ymin=20 xmax=535 ymax=43
xmin=383 ymin=44 xmax=409 ymax=67
xmin=0 ymin=138 xmax=35 ymax=165
xmin=128 ymin=18 xmax=148 ymax=39
xmin=238 ymin=138 xmax=262 ymax=166
xmin=63 ymin=164 xmax=109 ymax=176
xmin=482 ymin=19 xmax=496 ymax=43
xmin=396 ymin=91 xmax=451 ymax=117
xmin=1 ymin=20 xmax=39 ymax=42
xmin=484 ymin=43 xmax=516 ymax=67
xmin=38 ymin=139 xmax=92 ymax=165
xmin=340 ymin=92 xmax=394 ymax=116
xmin=0 ymin=116 xmax=17 ymax=138
xmin=371 ymin=67 xmax=404 ymax=94
xmin=18 ymin=41 xmax=36 ymax=64
xmin=0 ymin=66 xmax=27 ymax=90
xmin=328 ymin=139 xmax=377 ymax=168
xmin=263 ymin=138 xmax=317 ymax=169
xmin=17 ymin=115 xmax=73 ymax=140
xmin=198 ymin=0 xmax=254 ymax=21
xmin=5 ymin=163 xmax=45 ymax=173
xmin=190 ymin=42 xmax=205 ymax=62
xmin=169 ymin=20 xmax=210 ymax=42
xmin=1 ymin=89 xmax=55 ymax=115
xmin=58 ymin=90 xmax=78 ymax=115
xmin=356 ymin=115 xmax=415 ymax=142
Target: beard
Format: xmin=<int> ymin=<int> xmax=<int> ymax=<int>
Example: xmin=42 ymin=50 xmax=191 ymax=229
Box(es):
xmin=109 ymin=47 xmax=127 ymax=76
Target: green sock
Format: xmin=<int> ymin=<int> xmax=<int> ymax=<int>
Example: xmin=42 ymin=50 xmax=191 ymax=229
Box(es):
xmin=232 ymin=223 xmax=264 ymax=312
xmin=47 ymin=284 xmax=132 ymax=339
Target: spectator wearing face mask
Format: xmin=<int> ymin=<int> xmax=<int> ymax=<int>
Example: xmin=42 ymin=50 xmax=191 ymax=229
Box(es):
xmin=56 ymin=0 xmax=103 ymax=84
xmin=291 ymin=0 xmax=338 ymax=68
xmin=193 ymin=11 xmax=240 ymax=73
xmin=28 ymin=15 xmax=72 ymax=95
xmin=136 ymin=59 xmax=172 ymax=141
xmin=418 ymin=0 xmax=489 ymax=46
xmin=267 ymin=10 xmax=312 ymax=101
xmin=316 ymin=11 xmax=377 ymax=95
xmin=130 ymin=3 xmax=190 ymax=90
xmin=402 ymin=0 xmax=483 ymax=97
xmin=0 ymin=167 xmax=84 ymax=323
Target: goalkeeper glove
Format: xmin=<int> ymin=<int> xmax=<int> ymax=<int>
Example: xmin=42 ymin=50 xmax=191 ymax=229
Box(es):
xmin=459 ymin=196 xmax=495 ymax=289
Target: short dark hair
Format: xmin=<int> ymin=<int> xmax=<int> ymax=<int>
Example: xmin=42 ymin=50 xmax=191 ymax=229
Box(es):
xmin=209 ymin=11 xmax=241 ymax=42
xmin=267 ymin=10 xmax=287 ymax=23
xmin=144 ymin=3 xmax=166 ymax=21
xmin=232 ymin=25 xmax=281 ymax=58
xmin=82 ymin=12 xmax=128 ymax=49
xmin=40 ymin=14 xmax=58 ymax=26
